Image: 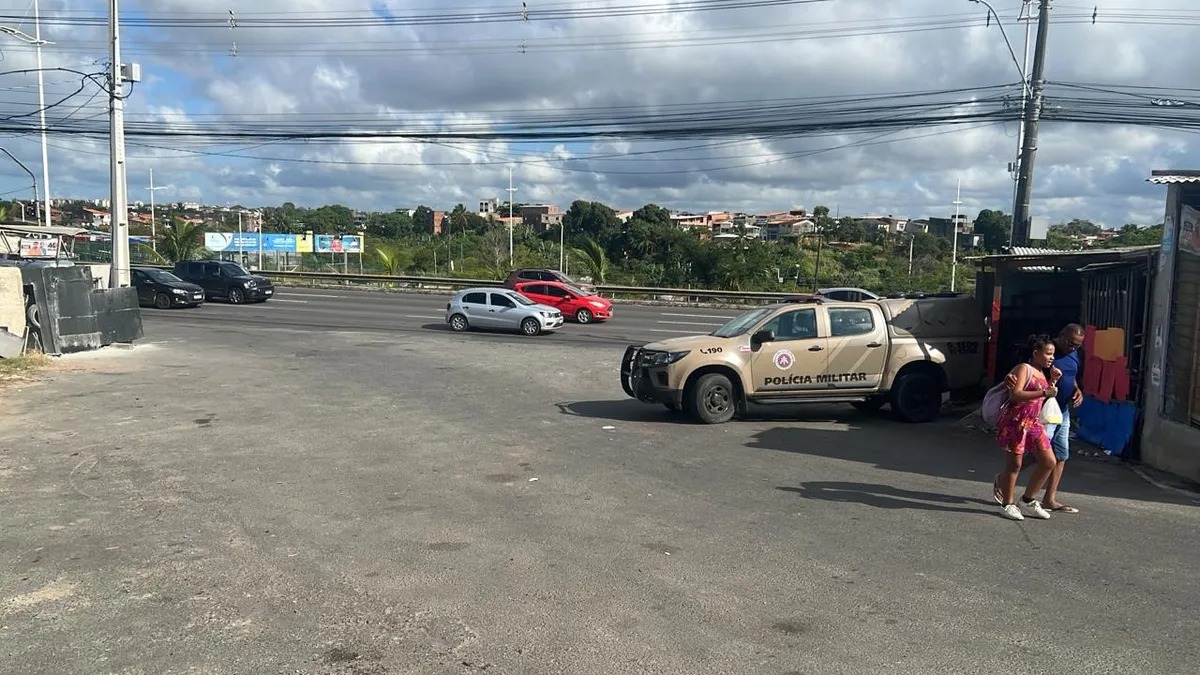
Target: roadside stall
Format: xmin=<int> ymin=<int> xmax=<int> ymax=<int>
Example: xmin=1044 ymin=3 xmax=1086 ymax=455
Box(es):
xmin=971 ymin=245 xmax=1159 ymax=460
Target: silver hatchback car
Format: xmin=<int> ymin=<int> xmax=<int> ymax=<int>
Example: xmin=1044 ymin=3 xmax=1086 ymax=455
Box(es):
xmin=445 ymin=287 xmax=564 ymax=336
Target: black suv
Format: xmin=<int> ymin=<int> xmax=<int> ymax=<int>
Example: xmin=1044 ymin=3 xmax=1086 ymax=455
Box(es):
xmin=172 ymin=260 xmax=275 ymax=304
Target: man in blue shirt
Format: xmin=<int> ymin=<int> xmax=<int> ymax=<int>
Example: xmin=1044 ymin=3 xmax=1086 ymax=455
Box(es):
xmin=1040 ymin=324 xmax=1085 ymax=513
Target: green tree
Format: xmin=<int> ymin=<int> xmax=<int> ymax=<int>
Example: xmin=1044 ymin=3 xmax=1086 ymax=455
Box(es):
xmin=1110 ymin=223 xmax=1164 ymax=247
xmin=973 ymin=209 xmax=1012 ymax=251
xmin=563 ymin=200 xmax=622 ymax=258
xmin=631 ymin=203 xmax=671 ymax=227
xmin=412 ymin=206 xmax=434 ymax=234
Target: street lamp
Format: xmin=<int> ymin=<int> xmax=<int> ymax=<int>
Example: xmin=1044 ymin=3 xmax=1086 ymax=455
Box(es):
xmin=0 ymin=147 xmax=40 ymax=221
xmin=145 ymin=168 xmax=168 ymax=253
xmin=951 ymin=177 xmax=963 ymax=292
xmin=1 ymin=4 xmax=54 ymax=228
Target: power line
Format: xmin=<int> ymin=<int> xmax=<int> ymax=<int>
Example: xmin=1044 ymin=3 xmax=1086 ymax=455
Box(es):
xmin=0 ymin=0 xmax=835 ymax=29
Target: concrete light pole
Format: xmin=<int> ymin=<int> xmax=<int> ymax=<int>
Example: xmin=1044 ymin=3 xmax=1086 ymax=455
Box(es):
xmin=951 ymin=177 xmax=963 ymax=292
xmin=34 ymin=0 xmax=51 ymax=228
xmin=506 ymin=167 xmax=518 ymax=268
xmin=0 ymin=15 xmax=53 ymax=228
xmin=108 ymin=0 xmax=131 ymax=288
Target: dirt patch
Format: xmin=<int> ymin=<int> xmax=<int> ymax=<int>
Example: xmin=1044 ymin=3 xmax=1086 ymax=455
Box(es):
xmin=0 ymin=353 xmax=50 ymax=387
xmin=3 ymin=578 xmax=78 ymax=612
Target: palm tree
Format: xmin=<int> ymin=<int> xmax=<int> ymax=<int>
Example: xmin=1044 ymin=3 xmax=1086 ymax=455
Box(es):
xmin=373 ymin=244 xmax=411 ymax=275
xmin=571 ymin=237 xmax=609 ymax=284
xmin=139 ymin=217 xmax=206 ymax=263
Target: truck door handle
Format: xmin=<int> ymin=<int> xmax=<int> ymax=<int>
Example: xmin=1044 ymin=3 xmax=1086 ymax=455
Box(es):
xmin=808 ymin=345 xmax=824 ymax=352
xmin=867 ymin=342 xmax=882 ymax=348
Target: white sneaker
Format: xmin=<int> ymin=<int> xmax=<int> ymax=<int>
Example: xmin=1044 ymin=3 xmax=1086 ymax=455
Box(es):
xmin=1001 ymin=504 xmax=1025 ymax=521
xmin=1019 ymin=498 xmax=1051 ymax=520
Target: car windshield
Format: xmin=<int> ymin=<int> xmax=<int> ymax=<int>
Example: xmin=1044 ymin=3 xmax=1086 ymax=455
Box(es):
xmin=220 ymin=262 xmax=250 ymax=276
xmin=508 ymin=292 xmax=535 ymax=306
xmin=711 ymin=307 xmax=775 ymax=338
xmin=146 ymin=269 xmax=183 ymax=283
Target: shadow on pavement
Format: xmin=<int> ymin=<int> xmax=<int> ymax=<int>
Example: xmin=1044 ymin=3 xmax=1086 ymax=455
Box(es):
xmin=556 ymin=399 xmax=896 ymax=426
xmin=555 ymin=399 xmax=691 ymax=424
xmin=749 ymin=425 xmax=1200 ymax=507
xmin=777 ymin=482 xmax=995 ymax=515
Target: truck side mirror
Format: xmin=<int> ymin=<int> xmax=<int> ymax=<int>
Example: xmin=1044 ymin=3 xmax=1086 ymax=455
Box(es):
xmin=751 ymin=329 xmax=775 ymax=347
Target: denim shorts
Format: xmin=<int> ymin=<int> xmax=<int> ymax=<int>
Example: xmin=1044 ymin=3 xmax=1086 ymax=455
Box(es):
xmin=1043 ymin=408 xmax=1071 ymax=461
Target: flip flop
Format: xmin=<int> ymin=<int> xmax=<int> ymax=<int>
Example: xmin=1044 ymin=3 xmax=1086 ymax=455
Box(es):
xmin=1049 ymin=504 xmax=1079 ymax=513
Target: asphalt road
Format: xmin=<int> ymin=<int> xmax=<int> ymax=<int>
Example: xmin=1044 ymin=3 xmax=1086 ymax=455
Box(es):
xmin=140 ymin=285 xmax=747 ymax=347
xmin=2 ymin=301 xmax=1198 ymax=675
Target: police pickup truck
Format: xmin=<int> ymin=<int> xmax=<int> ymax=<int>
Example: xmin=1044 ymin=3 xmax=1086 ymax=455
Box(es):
xmin=620 ymin=295 xmax=987 ymax=424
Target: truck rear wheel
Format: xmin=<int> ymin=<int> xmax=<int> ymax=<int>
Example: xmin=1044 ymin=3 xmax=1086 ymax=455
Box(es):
xmin=688 ymin=373 xmax=737 ymax=424
xmin=890 ymin=372 xmax=942 ymax=423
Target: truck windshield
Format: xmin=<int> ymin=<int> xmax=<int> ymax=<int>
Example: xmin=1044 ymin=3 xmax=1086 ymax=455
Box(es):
xmin=711 ymin=307 xmax=774 ymax=338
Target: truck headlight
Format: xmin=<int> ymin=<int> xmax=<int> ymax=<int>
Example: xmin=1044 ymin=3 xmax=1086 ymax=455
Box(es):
xmin=641 ymin=350 xmax=690 ymax=367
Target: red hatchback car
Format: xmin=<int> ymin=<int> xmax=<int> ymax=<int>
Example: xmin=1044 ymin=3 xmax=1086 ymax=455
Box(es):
xmin=514 ymin=281 xmax=613 ymax=324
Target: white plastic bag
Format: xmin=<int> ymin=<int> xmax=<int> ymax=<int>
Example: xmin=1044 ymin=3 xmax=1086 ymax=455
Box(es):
xmin=1040 ymin=395 xmax=1063 ymax=426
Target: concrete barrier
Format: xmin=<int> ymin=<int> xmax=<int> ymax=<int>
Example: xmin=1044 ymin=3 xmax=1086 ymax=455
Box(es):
xmin=0 ymin=267 xmax=25 ymax=357
xmin=21 ymin=266 xmax=143 ymax=355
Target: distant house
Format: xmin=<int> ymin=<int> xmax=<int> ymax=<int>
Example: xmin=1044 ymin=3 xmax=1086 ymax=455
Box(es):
xmin=82 ymin=207 xmax=110 ymax=229
xmin=520 ymin=204 xmax=562 ymax=233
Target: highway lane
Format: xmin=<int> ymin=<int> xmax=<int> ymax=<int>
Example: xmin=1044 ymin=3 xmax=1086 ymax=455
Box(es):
xmin=140 ymin=285 xmax=751 ymax=347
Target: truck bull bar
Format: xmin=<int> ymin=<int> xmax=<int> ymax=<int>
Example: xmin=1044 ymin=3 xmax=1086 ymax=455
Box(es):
xmin=620 ymin=345 xmax=655 ymax=402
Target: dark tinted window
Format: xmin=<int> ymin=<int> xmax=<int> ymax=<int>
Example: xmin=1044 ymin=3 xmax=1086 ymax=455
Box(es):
xmin=203 ymin=262 xmax=221 ymax=277
xmin=543 ymin=285 xmax=569 ymax=298
xmin=490 ymin=293 xmax=516 ymax=308
xmin=519 ymin=270 xmax=540 ymax=280
xmin=523 ymin=284 xmax=548 ymax=295
xmin=761 ymin=309 xmax=818 ymax=340
xmin=462 ymin=292 xmax=486 ymax=304
xmin=829 ymin=307 xmax=875 ymax=337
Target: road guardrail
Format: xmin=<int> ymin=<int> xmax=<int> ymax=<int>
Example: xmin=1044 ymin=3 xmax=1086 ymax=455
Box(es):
xmin=149 ymin=267 xmax=800 ymax=305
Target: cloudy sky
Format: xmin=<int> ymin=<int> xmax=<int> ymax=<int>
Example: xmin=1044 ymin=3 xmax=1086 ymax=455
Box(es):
xmin=0 ymin=0 xmax=1197 ymax=227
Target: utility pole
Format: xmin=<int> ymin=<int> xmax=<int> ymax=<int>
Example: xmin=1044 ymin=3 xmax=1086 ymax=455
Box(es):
xmin=559 ymin=221 xmax=565 ymax=272
xmin=146 ymin=168 xmax=167 ymax=253
xmin=1009 ymin=0 xmax=1035 ymax=247
xmin=506 ymin=167 xmax=517 ymax=268
xmin=951 ymin=177 xmax=962 ymax=292
xmin=34 ymin=0 xmax=51 ymax=228
xmin=1011 ymin=0 xmax=1052 ymax=247
xmin=108 ymin=0 xmax=131 ymax=288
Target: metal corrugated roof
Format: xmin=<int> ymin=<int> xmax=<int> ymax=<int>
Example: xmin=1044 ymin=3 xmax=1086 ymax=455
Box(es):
xmin=1148 ymin=170 xmax=1200 ymax=184
xmin=1007 ymin=246 xmax=1061 ymax=256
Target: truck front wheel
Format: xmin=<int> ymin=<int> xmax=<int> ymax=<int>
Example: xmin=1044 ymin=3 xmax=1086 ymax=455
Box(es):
xmin=890 ymin=372 xmax=942 ymax=423
xmin=688 ymin=373 xmax=737 ymax=424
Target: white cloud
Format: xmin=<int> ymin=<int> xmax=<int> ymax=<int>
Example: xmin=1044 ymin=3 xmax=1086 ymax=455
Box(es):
xmin=0 ymin=0 xmax=1196 ymax=228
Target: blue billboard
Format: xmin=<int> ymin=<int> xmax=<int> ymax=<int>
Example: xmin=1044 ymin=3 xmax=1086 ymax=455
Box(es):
xmin=315 ymin=234 xmax=363 ymax=254
xmin=204 ymin=232 xmax=363 ymax=253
